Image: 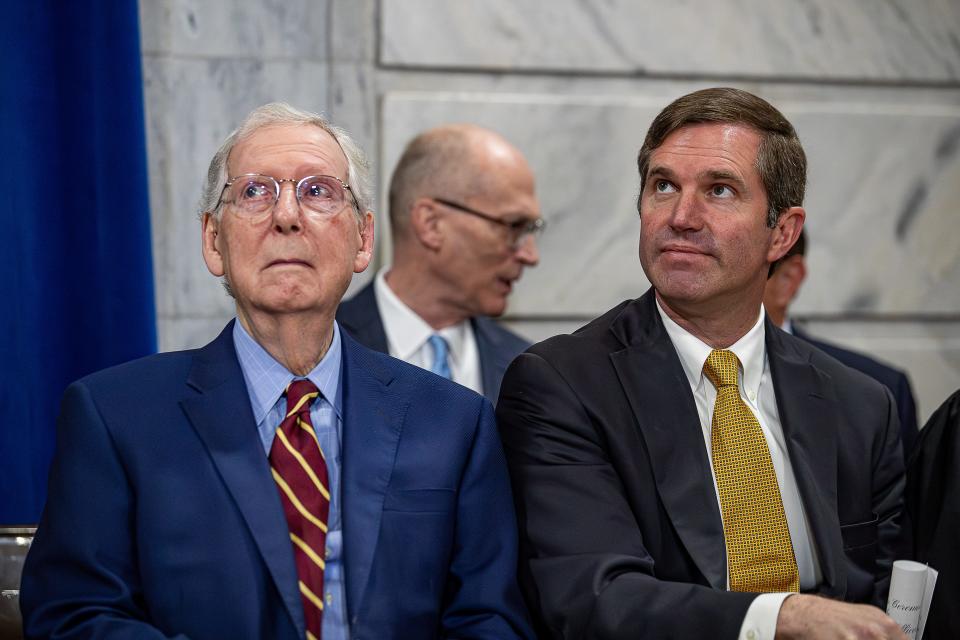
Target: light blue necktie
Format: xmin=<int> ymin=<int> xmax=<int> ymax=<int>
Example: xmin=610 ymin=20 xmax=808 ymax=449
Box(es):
xmin=427 ymin=334 xmax=452 ymax=379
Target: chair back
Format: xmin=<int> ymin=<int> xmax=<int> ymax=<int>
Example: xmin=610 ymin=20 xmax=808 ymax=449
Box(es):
xmin=0 ymin=526 xmax=35 ymax=640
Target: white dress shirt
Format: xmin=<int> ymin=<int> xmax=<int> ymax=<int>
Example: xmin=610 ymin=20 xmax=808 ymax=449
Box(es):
xmin=373 ymin=268 xmax=483 ymax=394
xmin=656 ymin=301 xmax=822 ymax=640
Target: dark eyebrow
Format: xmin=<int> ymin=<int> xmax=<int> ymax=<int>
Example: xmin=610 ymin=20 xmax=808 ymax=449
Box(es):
xmin=646 ymin=165 xmax=677 ymax=181
xmin=702 ymin=170 xmax=747 ymax=191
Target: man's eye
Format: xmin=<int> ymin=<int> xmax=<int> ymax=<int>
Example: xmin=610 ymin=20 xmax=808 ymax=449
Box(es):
xmin=711 ymin=184 xmax=734 ymax=198
xmin=241 ymin=183 xmax=271 ymax=200
xmin=303 ymin=180 xmax=335 ymax=199
xmin=655 ymin=180 xmax=675 ymax=193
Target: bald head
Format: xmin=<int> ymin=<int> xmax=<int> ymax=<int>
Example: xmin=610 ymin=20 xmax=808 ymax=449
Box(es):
xmin=388 ymin=124 xmax=534 ymax=239
xmin=383 ymin=124 xmax=541 ymax=327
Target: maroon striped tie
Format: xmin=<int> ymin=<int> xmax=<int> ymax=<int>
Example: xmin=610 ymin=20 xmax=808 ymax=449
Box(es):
xmin=269 ymin=379 xmax=329 ymax=640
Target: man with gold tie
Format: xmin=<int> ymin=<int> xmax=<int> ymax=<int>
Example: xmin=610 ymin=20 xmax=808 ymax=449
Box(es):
xmin=496 ymin=88 xmax=908 ymax=639
xmin=21 ymin=103 xmax=532 ymax=639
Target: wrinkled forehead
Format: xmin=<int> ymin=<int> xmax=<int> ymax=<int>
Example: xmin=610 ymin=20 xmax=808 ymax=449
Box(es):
xmin=659 ymin=121 xmax=760 ymax=152
xmin=647 ymin=123 xmax=762 ymax=176
xmin=228 ymin=123 xmax=349 ymax=178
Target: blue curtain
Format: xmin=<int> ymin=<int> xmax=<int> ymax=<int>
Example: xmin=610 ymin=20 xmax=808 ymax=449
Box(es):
xmin=0 ymin=3 xmax=156 ymax=523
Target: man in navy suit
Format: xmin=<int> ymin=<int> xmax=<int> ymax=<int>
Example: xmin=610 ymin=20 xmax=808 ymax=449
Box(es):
xmin=763 ymin=229 xmax=920 ymax=456
xmin=21 ymin=103 xmax=532 ymax=640
xmin=337 ymin=125 xmax=542 ymax=404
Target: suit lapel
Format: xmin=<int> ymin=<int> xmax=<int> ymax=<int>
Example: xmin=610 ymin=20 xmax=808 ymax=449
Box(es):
xmin=609 ymin=292 xmax=728 ymax=589
xmin=473 ymin=317 xmax=512 ymax=404
xmin=608 ymin=298 xmax=847 ymax=595
xmin=766 ymin=324 xmax=846 ymax=598
xmin=179 ymin=321 xmax=305 ymax=636
xmin=339 ymin=332 xmax=407 ymax=620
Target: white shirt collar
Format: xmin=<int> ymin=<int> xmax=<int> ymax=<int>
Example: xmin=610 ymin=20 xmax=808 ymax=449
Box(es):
xmin=374 ymin=267 xmax=469 ymax=366
xmin=781 ymin=317 xmax=794 ymax=335
xmin=655 ymin=298 xmax=767 ymax=398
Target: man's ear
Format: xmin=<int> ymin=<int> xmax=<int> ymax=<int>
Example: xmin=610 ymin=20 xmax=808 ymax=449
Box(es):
xmin=409 ymin=198 xmax=444 ymax=250
xmin=353 ymin=211 xmax=375 ymax=273
xmin=768 ymin=206 xmax=805 ymax=264
xmin=201 ymin=212 xmax=225 ymax=277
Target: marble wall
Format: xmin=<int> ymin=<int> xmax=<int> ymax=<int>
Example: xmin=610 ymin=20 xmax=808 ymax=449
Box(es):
xmin=139 ymin=0 xmax=960 ymax=422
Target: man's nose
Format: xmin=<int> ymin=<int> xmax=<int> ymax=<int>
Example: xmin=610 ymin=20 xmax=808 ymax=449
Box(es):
xmin=514 ymin=233 xmax=540 ymax=266
xmin=272 ymin=184 xmax=302 ymax=232
xmin=668 ymin=191 xmax=703 ymax=231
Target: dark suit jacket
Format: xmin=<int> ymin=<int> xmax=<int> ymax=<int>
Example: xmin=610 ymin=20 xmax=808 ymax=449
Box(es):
xmin=496 ymin=291 xmax=907 ymax=639
xmin=906 ymin=389 xmax=960 ymax=639
xmin=792 ymin=325 xmax=919 ymax=456
xmin=21 ymin=322 xmax=532 ymax=640
xmin=337 ymin=281 xmax=530 ymax=404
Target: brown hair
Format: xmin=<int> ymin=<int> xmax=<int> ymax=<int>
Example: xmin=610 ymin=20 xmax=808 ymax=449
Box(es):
xmin=636 ymin=87 xmax=806 ymax=228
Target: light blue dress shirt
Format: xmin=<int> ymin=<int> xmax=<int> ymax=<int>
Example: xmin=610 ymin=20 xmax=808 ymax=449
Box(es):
xmin=233 ymin=320 xmax=349 ymax=640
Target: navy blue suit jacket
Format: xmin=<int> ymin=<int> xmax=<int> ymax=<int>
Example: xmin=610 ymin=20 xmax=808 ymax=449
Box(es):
xmin=792 ymin=325 xmax=919 ymax=456
xmin=21 ymin=322 xmax=532 ymax=640
xmin=337 ymin=282 xmax=530 ymax=405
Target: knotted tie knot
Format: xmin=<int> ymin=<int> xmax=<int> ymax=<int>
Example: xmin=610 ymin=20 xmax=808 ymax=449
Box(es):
xmin=704 ymin=349 xmax=740 ymax=389
xmin=285 ymin=379 xmax=320 ymax=419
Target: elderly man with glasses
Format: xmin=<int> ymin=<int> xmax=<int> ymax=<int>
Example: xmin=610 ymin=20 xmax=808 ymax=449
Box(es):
xmin=337 ymin=124 xmax=543 ymax=405
xmin=20 ymin=103 xmax=533 ymax=640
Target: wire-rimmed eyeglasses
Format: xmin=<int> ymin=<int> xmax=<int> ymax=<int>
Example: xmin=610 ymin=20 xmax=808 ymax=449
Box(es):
xmin=219 ymin=174 xmax=355 ymax=218
xmin=432 ymin=197 xmax=545 ymax=250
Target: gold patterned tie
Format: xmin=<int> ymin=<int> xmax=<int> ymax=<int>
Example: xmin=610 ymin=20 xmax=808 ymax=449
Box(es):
xmin=704 ymin=349 xmax=799 ymax=593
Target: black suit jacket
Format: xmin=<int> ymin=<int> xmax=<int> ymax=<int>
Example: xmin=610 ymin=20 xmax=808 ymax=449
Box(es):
xmin=792 ymin=325 xmax=919 ymax=456
xmin=337 ymin=281 xmax=530 ymax=404
xmin=906 ymin=389 xmax=960 ymax=639
xmin=496 ymin=290 xmax=908 ymax=639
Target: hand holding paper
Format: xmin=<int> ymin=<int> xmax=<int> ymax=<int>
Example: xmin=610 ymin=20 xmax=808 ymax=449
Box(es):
xmin=775 ymin=594 xmax=906 ymax=639
xmin=886 ymin=560 xmax=938 ymax=640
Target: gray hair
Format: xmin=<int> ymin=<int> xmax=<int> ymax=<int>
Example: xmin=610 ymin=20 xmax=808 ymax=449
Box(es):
xmin=198 ymin=102 xmax=373 ymax=220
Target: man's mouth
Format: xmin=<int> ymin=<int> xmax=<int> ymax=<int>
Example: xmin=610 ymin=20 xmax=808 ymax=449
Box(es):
xmin=660 ymin=243 xmax=707 ymax=255
xmin=266 ymin=259 xmax=312 ymax=269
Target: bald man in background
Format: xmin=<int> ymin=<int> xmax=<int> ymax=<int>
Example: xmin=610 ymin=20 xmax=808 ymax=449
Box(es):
xmin=764 ymin=229 xmax=919 ymax=456
xmin=338 ymin=124 xmax=544 ymax=403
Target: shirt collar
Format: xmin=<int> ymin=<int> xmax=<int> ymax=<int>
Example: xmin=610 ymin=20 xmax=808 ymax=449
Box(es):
xmin=655 ymin=298 xmax=766 ymax=397
xmin=233 ymin=318 xmax=343 ymax=425
xmin=781 ymin=316 xmax=794 ymax=335
xmin=374 ymin=267 xmax=470 ymax=365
